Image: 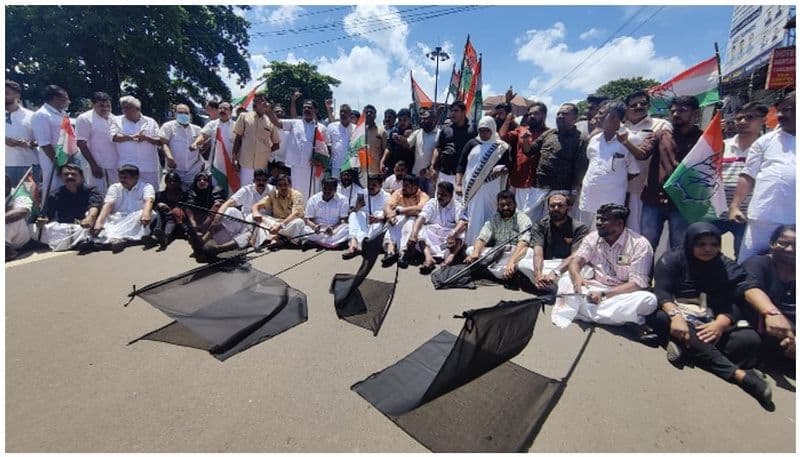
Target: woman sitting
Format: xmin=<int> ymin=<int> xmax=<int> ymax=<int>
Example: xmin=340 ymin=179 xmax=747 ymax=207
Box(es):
xmin=649 ymin=222 xmax=773 ymax=410
xmin=183 ymin=172 xmax=227 ymax=250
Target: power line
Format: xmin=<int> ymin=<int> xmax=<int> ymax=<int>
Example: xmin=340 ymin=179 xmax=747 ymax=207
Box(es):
xmin=259 ymin=6 xmax=486 ymax=55
xmin=246 ymin=6 xmax=350 ymax=25
xmin=252 ymin=6 xmax=437 ymax=37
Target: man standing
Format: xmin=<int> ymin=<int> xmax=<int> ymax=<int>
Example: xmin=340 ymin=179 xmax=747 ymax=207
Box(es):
xmin=304 ymin=177 xmax=349 ymax=249
xmin=109 ymin=96 xmax=162 ymax=190
xmin=251 ymin=173 xmax=306 ymax=248
xmin=500 ymin=101 xmax=548 ymax=220
xmin=406 ymin=109 xmax=440 ymax=195
xmin=342 ymin=174 xmax=389 ymax=260
xmin=531 ymin=192 xmax=590 ymax=291
xmin=34 ymin=163 xmax=103 ymax=251
xmin=31 ymin=85 xmax=71 ymax=198
xmin=91 ymin=164 xmax=156 ymax=253
xmin=731 ymin=91 xmax=796 ymax=262
xmin=640 ymin=96 xmax=702 ymax=250
xmin=431 ymin=100 xmax=477 ymax=189
xmin=5 ymin=80 xmax=39 ymax=185
xmin=326 ymin=103 xmax=354 ymax=178
xmin=525 ymin=103 xmax=588 ymax=223
xmin=363 ymin=105 xmax=388 ymax=176
xmin=622 ymin=90 xmax=672 ymax=234
xmin=408 ymin=181 xmax=465 ymax=273
xmin=575 ymin=93 xmax=609 ymax=136
xmin=383 ymin=108 xmax=397 ymax=131
xmin=557 ymin=203 xmax=657 ymax=333
xmin=382 ymin=174 xmax=430 ymax=267
xmin=381 ymin=108 xmax=414 ymax=177
xmin=194 ymin=101 xmax=235 ymax=191
xmin=159 ymin=103 xmax=203 ymax=187
xmin=76 ymin=92 xmax=117 ymax=194
xmin=231 ymin=93 xmax=281 ymax=186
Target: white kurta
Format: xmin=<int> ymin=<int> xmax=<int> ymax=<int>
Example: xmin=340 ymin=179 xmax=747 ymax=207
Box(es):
xmin=98 ymin=181 xmax=156 ymax=242
xmin=31 ymin=103 xmax=67 ymax=197
xmin=326 ymin=121 xmax=354 ymax=176
xmin=5 ymin=195 xmax=33 ymax=248
xmin=417 ymin=197 xmax=463 ymax=258
xmin=579 ymin=134 xmax=639 ymax=214
xmin=75 ymin=109 xmax=118 ymax=193
xmin=348 ymin=190 xmax=388 ymax=248
xmin=229 ymin=183 xmax=274 ymax=217
xmin=304 ymin=192 xmax=349 ymax=248
xmin=282 ymin=119 xmax=326 ymax=202
xmin=159 ymin=120 xmax=203 ymax=185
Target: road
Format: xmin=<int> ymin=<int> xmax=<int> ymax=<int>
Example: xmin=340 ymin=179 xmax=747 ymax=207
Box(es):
xmin=5 ymin=240 xmax=796 ymax=452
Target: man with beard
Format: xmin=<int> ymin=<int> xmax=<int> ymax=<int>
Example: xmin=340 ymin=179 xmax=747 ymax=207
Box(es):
xmin=337 ymin=168 xmax=363 ymax=208
xmin=557 ymin=203 xmax=657 ymax=335
xmin=194 ymin=102 xmax=235 ymax=178
xmin=326 ymin=103 xmax=354 ymax=178
xmin=34 ymin=163 xmax=103 ymax=251
xmin=110 ymin=96 xmax=162 ymax=190
xmin=382 ymin=174 xmax=430 ymax=268
xmin=622 ymin=90 xmax=672 ymax=234
xmin=431 ymin=100 xmax=477 ymax=189
xmin=464 ymin=190 xmax=536 ymax=286
xmin=525 ymin=103 xmax=588 ymax=224
xmin=5 ymin=80 xmax=39 ymax=186
xmin=217 ymin=168 xmax=273 ymax=221
xmin=381 ymin=108 xmax=414 ymax=177
xmin=250 ymin=173 xmax=306 ymax=249
xmin=575 ymin=93 xmax=609 ymax=136
xmin=491 ymin=102 xmax=517 ymax=131
xmin=31 ymin=85 xmax=72 ymax=198
xmin=407 ymin=181 xmax=465 ymax=274
xmin=531 ymin=192 xmax=589 ymax=291
xmin=383 ymin=108 xmax=397 ymax=131
xmin=91 ymin=164 xmax=157 ymax=253
xmin=341 ymin=173 xmax=389 ymax=260
xmin=639 ymin=96 xmax=702 ymax=250
xmin=231 ymin=93 xmax=281 ymax=186
xmin=500 ymin=101 xmax=549 ymax=220
xmin=303 ymin=177 xmax=349 ymax=249
xmin=406 ymin=109 xmax=439 ymax=195
xmin=76 ymin=92 xmax=117 ymax=194
xmin=730 ymin=91 xmax=796 ymax=262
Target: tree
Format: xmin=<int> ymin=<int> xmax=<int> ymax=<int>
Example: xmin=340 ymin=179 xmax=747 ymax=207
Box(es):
xmin=6 ymin=5 xmax=251 ymax=121
xmin=577 ymin=76 xmax=661 ymax=116
xmin=261 ymin=61 xmax=340 ymax=121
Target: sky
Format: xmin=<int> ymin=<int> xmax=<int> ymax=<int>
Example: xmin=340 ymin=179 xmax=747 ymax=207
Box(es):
xmin=224 ymin=4 xmax=740 ymax=125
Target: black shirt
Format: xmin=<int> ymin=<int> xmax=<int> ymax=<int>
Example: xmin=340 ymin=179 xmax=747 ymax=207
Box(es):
xmin=435 ymin=122 xmax=477 ymax=175
xmin=531 ymin=216 xmax=589 ymax=260
xmin=384 ymin=125 xmax=414 ymax=174
xmin=530 ymin=127 xmax=588 ymax=190
xmin=743 ymin=255 xmax=796 ymax=324
xmin=42 ymin=184 xmax=103 ymax=224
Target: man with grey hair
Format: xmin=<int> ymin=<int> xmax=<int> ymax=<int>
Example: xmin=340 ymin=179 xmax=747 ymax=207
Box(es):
xmin=109 ymin=96 xmax=161 ymax=189
xmin=159 ymin=103 xmax=203 ymax=187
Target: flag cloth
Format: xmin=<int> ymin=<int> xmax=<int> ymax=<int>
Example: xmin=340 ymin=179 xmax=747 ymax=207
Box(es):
xmin=470 ymin=57 xmax=483 ymax=127
xmin=211 ymin=126 xmax=241 ymax=195
xmin=341 ymin=111 xmax=367 ymax=172
xmin=447 ymin=63 xmax=461 ymax=100
xmin=232 ymin=81 xmax=265 ymax=111
xmin=312 ymin=126 xmax=329 ymax=177
xmin=55 ymin=116 xmax=79 ymax=167
xmin=9 ymin=167 xmax=41 ymax=219
xmin=411 ymin=71 xmax=434 ymax=126
xmin=663 ymin=111 xmax=727 ymax=223
xmin=457 ymin=37 xmax=482 ymax=126
xmin=649 ymin=56 xmax=721 ymax=116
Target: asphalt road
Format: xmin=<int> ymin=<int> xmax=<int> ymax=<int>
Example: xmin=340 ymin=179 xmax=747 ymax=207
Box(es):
xmin=5 ymin=240 xmax=796 ymax=452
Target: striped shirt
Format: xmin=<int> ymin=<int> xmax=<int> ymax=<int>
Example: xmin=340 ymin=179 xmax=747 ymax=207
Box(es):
xmin=477 ymin=211 xmax=533 ymax=246
xmin=574 ymin=228 xmax=653 ymax=288
xmin=720 ymin=135 xmax=752 ymax=217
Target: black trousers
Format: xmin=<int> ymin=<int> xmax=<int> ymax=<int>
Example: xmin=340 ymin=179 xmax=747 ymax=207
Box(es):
xmin=646 ymin=310 xmax=761 ymax=381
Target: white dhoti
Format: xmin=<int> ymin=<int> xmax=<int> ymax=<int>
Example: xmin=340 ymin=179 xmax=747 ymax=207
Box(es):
xmin=96 ymin=210 xmax=157 ymax=242
xmin=465 ymin=179 xmax=503 ymax=246
xmin=387 ymin=215 xmax=416 ymax=252
xmin=291 ymin=165 xmax=322 ymax=204
xmin=175 ymin=160 xmax=205 ymax=188
xmin=5 ymin=219 xmax=32 ymax=249
xmin=85 ymin=167 xmax=119 ymax=195
xmin=419 ymin=223 xmax=461 ymax=259
xmin=213 ymin=207 xmax=251 ymax=248
xmin=465 ymin=244 xmax=536 ymax=282
xmin=626 ymin=191 xmax=643 ymax=234
xmin=347 ymin=210 xmax=385 ymax=248
xmin=34 ymin=222 xmax=91 ymax=251
xmin=249 ymin=216 xmax=305 ymax=247
xmin=303 ymin=224 xmax=350 ymax=248
xmin=556 ymin=276 xmax=657 ymax=325
xmin=511 ymin=186 xmax=550 ymax=223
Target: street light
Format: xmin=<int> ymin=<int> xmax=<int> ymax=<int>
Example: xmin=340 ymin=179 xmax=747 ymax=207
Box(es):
xmin=426 ymin=46 xmax=450 ymax=113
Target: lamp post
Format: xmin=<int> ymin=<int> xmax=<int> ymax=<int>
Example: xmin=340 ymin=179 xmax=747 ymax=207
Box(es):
xmin=426 ymin=46 xmax=450 ymax=112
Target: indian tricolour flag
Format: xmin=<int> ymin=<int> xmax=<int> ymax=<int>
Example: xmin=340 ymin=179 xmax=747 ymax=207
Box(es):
xmin=341 ymin=111 xmax=367 ymax=172
xmin=232 ymin=81 xmax=266 ymax=111
xmin=211 ymin=126 xmax=240 ymax=195
xmin=649 ymin=56 xmax=721 ymax=116
xmin=55 ymin=116 xmax=79 ymax=167
xmin=312 ymin=126 xmax=329 ymax=177
xmin=663 ymin=111 xmax=727 ymax=223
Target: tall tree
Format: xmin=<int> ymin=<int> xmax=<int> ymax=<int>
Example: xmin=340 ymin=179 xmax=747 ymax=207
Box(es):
xmin=577 ymin=76 xmax=661 ymax=115
xmin=261 ymin=61 xmax=340 ymax=120
xmin=6 ymin=5 xmax=251 ymax=121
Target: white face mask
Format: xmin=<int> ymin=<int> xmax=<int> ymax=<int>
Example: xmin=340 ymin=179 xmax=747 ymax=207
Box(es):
xmin=176 ymin=113 xmax=191 ymax=125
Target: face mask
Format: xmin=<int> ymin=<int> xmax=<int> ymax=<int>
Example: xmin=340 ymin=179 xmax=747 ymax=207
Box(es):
xmin=176 ymin=113 xmax=191 ymax=125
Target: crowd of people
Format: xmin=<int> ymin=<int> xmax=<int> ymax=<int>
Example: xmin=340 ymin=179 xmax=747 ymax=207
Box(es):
xmin=5 ymin=78 xmax=796 ymax=410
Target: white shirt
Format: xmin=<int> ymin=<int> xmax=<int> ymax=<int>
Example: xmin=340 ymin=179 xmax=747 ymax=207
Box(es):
xmin=383 ymin=175 xmax=403 ymax=193
xmin=159 ymin=120 xmax=202 ymax=172
xmin=109 ymin=115 xmax=160 ymax=172
xmin=361 ymin=189 xmax=389 ymax=216
xmin=305 ymin=192 xmax=348 ymax=226
xmin=31 ymin=103 xmax=65 ymax=148
xmin=201 ymin=119 xmax=235 ymax=158
xmin=721 ymin=135 xmax=752 ymax=217
xmin=5 ymin=106 xmax=38 ymax=166
xmin=282 ymin=119 xmax=325 ymax=167
xmin=75 ymin=109 xmax=117 ymax=169
xmin=407 ymin=127 xmax=439 ymax=174
xmin=230 ymin=182 xmax=274 ymax=216
xmin=419 ymin=197 xmax=463 ymax=228
xmin=743 ymin=129 xmax=796 ymax=223
xmin=579 ymin=134 xmax=640 ymax=213
xmin=273 ymin=127 xmax=291 ymax=163
xmin=337 ymin=183 xmax=364 ymax=207
xmin=326 ymin=121 xmax=354 ymax=171
xmin=104 ymin=180 xmax=155 ymax=214
xmin=624 ymin=116 xmax=672 ymax=194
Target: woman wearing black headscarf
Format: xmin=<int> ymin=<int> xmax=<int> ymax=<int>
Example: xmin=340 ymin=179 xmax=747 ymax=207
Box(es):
xmin=181 ymin=172 xmax=227 ymax=251
xmin=651 ymin=222 xmax=773 ymax=410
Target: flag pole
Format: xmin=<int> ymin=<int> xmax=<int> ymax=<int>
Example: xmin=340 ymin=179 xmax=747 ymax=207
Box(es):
xmin=439 ymin=62 xmax=456 ymax=125
xmin=364 ymin=118 xmax=371 ymax=215
xmin=5 ymin=165 xmax=33 ymax=208
xmin=714 ymin=42 xmax=724 ymax=100
xmin=472 ymin=54 xmax=482 ymax=127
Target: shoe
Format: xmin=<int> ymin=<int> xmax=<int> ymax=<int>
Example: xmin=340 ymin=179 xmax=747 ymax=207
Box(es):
xmin=381 ymin=252 xmax=398 ymax=267
xmin=666 ymin=341 xmax=685 ymax=369
xmin=152 ymin=228 xmax=167 ymax=250
xmin=397 ymin=256 xmax=408 ymax=269
xmin=111 ymin=240 xmax=126 ymax=254
xmin=741 ymin=369 xmax=775 ymax=411
xmin=341 ymin=249 xmax=360 ymax=260
xmin=419 ymin=263 xmax=435 ymax=275
xmin=636 ymin=324 xmax=660 ymax=346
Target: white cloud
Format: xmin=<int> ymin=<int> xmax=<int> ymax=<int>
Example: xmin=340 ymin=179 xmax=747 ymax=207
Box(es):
xmin=579 ymin=28 xmax=603 ymax=40
xmin=284 ymin=53 xmax=305 ymax=65
xmin=343 ymin=5 xmax=412 ymax=65
xmin=268 ymin=6 xmax=303 ymax=24
xmin=516 ymin=22 xmax=684 ymax=97
xmin=221 ymin=53 xmax=271 ymax=99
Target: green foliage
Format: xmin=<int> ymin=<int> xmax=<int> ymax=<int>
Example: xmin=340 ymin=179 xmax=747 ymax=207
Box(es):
xmin=594 ymin=77 xmax=660 ymax=102
xmin=261 ymin=61 xmax=340 ymax=120
xmin=6 ymin=5 xmax=251 ymax=121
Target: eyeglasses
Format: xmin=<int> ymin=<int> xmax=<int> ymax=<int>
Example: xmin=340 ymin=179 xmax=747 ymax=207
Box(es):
xmin=773 ymin=240 xmax=795 ymax=249
xmin=735 ymin=114 xmax=761 ymax=121
xmin=627 ymin=101 xmax=649 ymax=108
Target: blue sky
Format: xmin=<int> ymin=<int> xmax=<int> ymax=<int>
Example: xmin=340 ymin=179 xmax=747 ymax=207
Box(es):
xmin=226 ymin=4 xmax=738 ymax=125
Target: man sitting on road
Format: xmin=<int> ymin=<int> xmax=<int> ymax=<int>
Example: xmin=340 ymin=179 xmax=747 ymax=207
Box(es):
xmin=303 ymin=177 xmax=349 ymax=249
xmin=342 ymin=174 xmax=390 ymax=260
xmin=382 ymin=174 xmax=430 ymax=268
xmin=407 ymin=181 xmax=465 ymax=274
xmin=91 ymin=164 xmax=157 ymax=253
xmin=5 ymin=174 xmax=34 ymax=261
xmin=250 ymin=173 xmax=306 ymax=249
